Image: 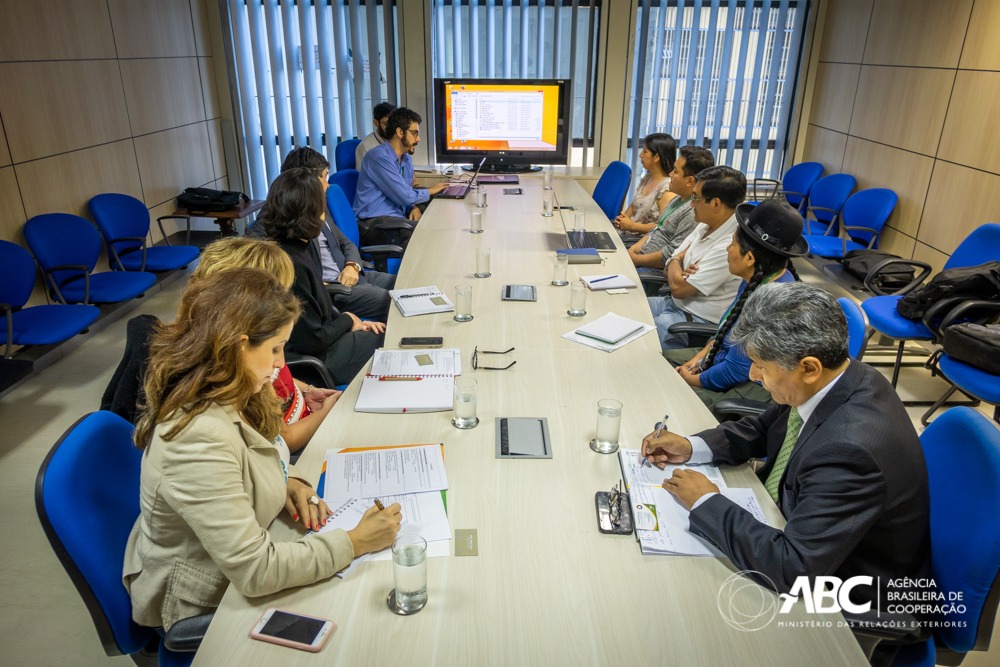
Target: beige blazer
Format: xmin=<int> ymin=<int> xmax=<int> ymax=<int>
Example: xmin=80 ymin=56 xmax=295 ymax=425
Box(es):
xmin=123 ymin=402 xmax=353 ymax=629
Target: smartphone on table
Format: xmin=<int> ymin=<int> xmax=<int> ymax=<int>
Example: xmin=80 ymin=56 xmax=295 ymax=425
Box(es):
xmin=249 ymin=608 xmax=336 ymax=652
xmin=400 ymin=336 xmax=444 ymax=348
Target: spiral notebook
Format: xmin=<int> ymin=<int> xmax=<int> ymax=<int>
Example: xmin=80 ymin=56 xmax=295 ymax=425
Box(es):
xmin=390 ymin=287 xmax=455 ymax=317
xmin=356 ymin=349 xmax=458 ymax=413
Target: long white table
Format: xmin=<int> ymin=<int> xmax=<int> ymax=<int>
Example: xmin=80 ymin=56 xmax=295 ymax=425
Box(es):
xmin=194 ymin=176 xmax=867 ymax=666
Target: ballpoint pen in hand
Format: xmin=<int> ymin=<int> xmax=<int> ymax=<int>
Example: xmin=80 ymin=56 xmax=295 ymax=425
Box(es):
xmin=374 ymin=498 xmax=385 ymax=511
xmin=641 ymin=414 xmax=670 ymax=468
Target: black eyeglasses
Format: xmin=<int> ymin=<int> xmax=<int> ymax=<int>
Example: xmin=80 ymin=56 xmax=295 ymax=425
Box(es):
xmin=472 ymin=346 xmax=516 ymax=370
xmin=608 ymin=482 xmax=624 ymax=530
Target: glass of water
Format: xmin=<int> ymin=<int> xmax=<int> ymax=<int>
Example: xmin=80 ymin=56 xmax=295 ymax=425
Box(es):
xmin=389 ymin=535 xmax=428 ymax=614
xmin=475 ymin=247 xmax=491 ymax=278
xmin=542 ymin=192 xmax=554 ymax=217
xmin=573 ymin=210 xmax=586 ymax=232
xmin=590 ymin=399 xmax=623 ymax=454
xmin=567 ymin=280 xmax=587 ymax=317
xmin=552 ymin=253 xmax=569 ymax=286
xmin=475 ymin=188 xmax=487 ymax=208
xmin=452 ymin=377 xmax=479 ymax=429
xmin=543 ymin=170 xmax=553 ymax=190
xmin=454 ymin=284 xmax=473 ymax=322
xmin=470 ymin=209 xmax=483 ymax=233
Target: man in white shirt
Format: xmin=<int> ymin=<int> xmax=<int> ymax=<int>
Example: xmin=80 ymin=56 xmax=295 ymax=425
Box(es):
xmin=646 ymin=166 xmax=746 ymax=349
xmin=355 ymin=101 xmax=396 ymax=169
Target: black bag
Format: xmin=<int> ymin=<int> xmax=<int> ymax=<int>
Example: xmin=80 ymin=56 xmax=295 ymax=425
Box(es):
xmin=897 ymin=261 xmax=1000 ymax=320
xmin=941 ymin=323 xmax=1000 ymax=375
xmin=842 ymin=249 xmax=916 ymax=292
xmin=176 ymin=187 xmax=248 ymax=213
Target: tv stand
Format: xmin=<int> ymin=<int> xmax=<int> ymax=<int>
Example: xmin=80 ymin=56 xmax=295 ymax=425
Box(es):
xmin=463 ymin=163 xmax=543 ymax=174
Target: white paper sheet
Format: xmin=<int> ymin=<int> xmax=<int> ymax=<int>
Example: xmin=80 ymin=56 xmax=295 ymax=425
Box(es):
xmin=324 ymin=445 xmax=448 ymax=498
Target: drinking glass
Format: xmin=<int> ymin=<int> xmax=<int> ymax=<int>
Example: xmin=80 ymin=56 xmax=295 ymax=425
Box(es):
xmin=567 ymin=281 xmax=587 ymax=317
xmin=475 ymin=188 xmax=487 ymax=208
xmin=542 ymin=193 xmax=554 ymax=217
xmin=452 ymin=377 xmax=479 ymax=429
xmin=470 ymin=209 xmax=483 ymax=233
xmin=389 ymin=535 xmax=428 ymax=614
xmin=475 ymin=247 xmax=491 ymax=278
xmin=454 ymin=284 xmax=473 ymax=322
xmin=542 ymin=170 xmax=553 ymax=190
xmin=552 ymin=253 xmax=569 ymax=286
xmin=573 ymin=210 xmax=586 ymax=232
xmin=590 ymin=399 xmax=623 ymax=454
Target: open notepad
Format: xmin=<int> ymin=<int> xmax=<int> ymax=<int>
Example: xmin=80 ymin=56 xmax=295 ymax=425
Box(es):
xmin=355 ymin=348 xmax=459 ymax=413
xmin=563 ymin=313 xmax=654 ymax=352
xmin=390 ymin=286 xmax=454 ymax=317
xmin=581 ymin=274 xmax=637 ymax=290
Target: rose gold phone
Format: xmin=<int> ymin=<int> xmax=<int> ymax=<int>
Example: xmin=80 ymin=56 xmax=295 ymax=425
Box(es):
xmin=249 ymin=608 xmax=336 ymax=652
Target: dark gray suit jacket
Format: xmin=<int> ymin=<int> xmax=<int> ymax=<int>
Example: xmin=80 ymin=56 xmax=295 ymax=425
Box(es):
xmin=690 ymin=359 xmax=931 ymax=604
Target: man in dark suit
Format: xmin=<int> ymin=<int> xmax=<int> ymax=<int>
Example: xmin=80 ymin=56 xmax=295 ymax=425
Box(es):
xmin=642 ymin=283 xmax=930 ymax=623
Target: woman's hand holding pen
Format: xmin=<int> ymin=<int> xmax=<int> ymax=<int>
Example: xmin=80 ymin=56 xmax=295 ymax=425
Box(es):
xmin=347 ymin=502 xmax=402 ymax=555
xmin=640 ymin=431 xmax=694 ymax=469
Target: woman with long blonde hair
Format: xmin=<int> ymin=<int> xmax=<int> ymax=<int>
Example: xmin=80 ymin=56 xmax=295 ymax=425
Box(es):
xmin=124 ymin=268 xmax=400 ymax=630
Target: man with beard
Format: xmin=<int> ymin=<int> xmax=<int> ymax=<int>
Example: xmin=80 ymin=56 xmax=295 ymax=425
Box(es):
xmin=353 ymin=107 xmax=448 ymax=247
xmin=355 ymin=101 xmax=396 ymax=168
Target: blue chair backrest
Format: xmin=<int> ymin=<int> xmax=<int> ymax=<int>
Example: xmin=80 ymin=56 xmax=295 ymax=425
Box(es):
xmin=35 ymin=411 xmax=154 ymax=656
xmin=782 ymin=162 xmax=824 ymax=211
xmin=919 ymin=407 xmax=1000 ymax=653
xmin=88 ymin=194 xmax=150 ymax=260
xmin=836 ymin=297 xmax=868 ymax=360
xmin=335 ymin=139 xmax=361 ymax=171
xmin=329 ymin=169 xmax=360 ymax=208
xmin=326 ymin=184 xmax=362 ymax=247
xmin=0 ymin=240 xmax=37 ymax=308
xmin=593 ymin=161 xmax=632 ymax=220
xmin=24 ymin=214 xmax=102 ymax=287
xmin=945 ymin=223 xmax=1000 ymax=271
xmin=841 ymin=188 xmax=898 ymax=248
xmin=807 ymin=173 xmax=856 ymax=226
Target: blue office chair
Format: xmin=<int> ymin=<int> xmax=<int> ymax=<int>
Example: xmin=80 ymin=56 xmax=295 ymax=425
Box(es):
xmin=802 ymin=173 xmax=856 ymax=236
xmin=89 ymin=194 xmax=200 ymax=272
xmin=592 ymin=161 xmax=632 ymax=221
xmin=35 ymin=411 xmax=209 ymax=666
xmin=334 ymin=139 xmax=361 ymax=171
xmin=326 ymin=184 xmax=404 ymax=275
xmin=837 ymin=297 xmax=869 ymax=360
xmin=805 ymin=189 xmax=898 ymax=258
xmin=23 ymin=214 xmax=157 ymax=305
xmin=862 ymin=223 xmax=1000 ymax=388
xmin=846 ymin=407 xmax=1000 ymax=666
xmin=329 ymin=168 xmax=359 ymax=208
xmin=0 ymin=241 xmax=100 ymax=358
xmin=747 ymin=161 xmax=825 ymax=211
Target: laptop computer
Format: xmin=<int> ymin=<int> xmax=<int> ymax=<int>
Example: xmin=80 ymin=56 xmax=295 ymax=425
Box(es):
xmin=566 ymin=230 xmax=618 ymax=252
xmin=435 ymin=157 xmax=487 ymax=199
xmin=477 ymin=174 xmax=520 ymax=184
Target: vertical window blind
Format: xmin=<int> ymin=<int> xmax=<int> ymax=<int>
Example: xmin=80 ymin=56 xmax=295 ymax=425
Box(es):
xmin=227 ymin=0 xmax=398 ymax=198
xmin=429 ymin=0 xmax=602 ymax=167
xmin=627 ymin=0 xmax=808 ymax=180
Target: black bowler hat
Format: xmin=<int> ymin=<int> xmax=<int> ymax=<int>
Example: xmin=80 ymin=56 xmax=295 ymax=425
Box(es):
xmin=735 ymin=199 xmax=809 ymax=258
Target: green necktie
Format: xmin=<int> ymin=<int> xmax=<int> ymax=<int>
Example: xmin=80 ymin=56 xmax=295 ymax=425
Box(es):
xmin=764 ymin=407 xmax=803 ymax=503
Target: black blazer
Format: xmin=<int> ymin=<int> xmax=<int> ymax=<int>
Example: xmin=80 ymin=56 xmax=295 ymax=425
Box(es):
xmin=690 ymin=360 xmax=931 ymax=603
xmin=278 ymin=239 xmax=353 ymax=357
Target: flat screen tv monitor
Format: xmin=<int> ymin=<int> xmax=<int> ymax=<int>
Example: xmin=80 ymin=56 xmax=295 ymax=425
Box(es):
xmin=434 ymin=78 xmax=570 ymax=174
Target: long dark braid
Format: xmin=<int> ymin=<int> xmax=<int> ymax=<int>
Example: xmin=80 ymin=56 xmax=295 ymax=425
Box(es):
xmin=702 ymin=228 xmax=799 ymax=369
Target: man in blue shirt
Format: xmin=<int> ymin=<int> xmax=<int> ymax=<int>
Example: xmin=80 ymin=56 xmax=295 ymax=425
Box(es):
xmin=354 ymin=107 xmax=448 ymax=247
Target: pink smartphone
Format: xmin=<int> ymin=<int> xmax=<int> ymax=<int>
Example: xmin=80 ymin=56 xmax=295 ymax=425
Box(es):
xmin=249 ymin=608 xmax=336 ymax=652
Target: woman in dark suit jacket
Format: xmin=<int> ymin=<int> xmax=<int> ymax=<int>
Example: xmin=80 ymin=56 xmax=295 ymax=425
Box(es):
xmin=258 ymin=168 xmax=385 ymax=385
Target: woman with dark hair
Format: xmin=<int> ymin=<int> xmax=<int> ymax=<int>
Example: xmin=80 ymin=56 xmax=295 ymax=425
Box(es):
xmin=124 ymin=269 xmax=400 ymax=630
xmin=614 ymin=133 xmax=677 ymax=241
xmin=259 ymin=168 xmax=385 ymax=386
xmin=664 ymin=200 xmax=806 ymax=412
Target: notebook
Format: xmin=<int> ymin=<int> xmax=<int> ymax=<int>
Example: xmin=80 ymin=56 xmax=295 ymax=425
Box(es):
xmin=566 ymin=230 xmax=617 ymax=252
xmin=575 ymin=314 xmax=646 ymax=345
xmin=355 ymin=375 xmax=454 ymax=413
xmin=390 ymin=287 xmax=455 ymax=317
xmin=554 ymin=248 xmax=603 ymax=264
xmin=435 ymin=157 xmax=486 ymax=199
xmin=581 ymin=274 xmax=637 ymax=290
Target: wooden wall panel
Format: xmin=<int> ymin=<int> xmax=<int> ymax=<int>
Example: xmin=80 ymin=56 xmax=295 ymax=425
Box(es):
xmin=191 ymin=0 xmax=212 ymax=57
xmin=0 ymin=118 xmax=10 ymax=167
xmin=200 ymin=57 xmax=221 ymax=120
xmin=862 ymin=0 xmax=971 ymax=68
xmin=938 ymin=71 xmax=1000 ymax=176
xmin=818 ymin=0 xmax=873 ymax=64
xmin=208 ymin=119 xmax=225 ymax=181
xmin=841 ymin=137 xmax=933 ymax=238
xmin=809 ymin=63 xmax=860 ymax=134
xmin=107 ymin=0 xmax=196 ymax=58
xmin=848 ymin=66 xmax=954 ymax=156
xmin=0 ymin=0 xmax=115 ymax=61
xmin=120 ymin=58 xmax=205 ymax=136
xmin=14 ymin=140 xmax=142 ymax=220
xmin=959 ymin=0 xmax=1000 ymax=70
xmin=800 ymin=125 xmax=847 ymax=175
xmin=877 ymin=226 xmax=916 ymax=259
xmin=0 ymin=61 xmax=131 ymax=163
xmin=919 ymin=161 xmax=1000 ymax=257
xmin=912 ymin=242 xmax=949 ymax=276
xmin=0 ymin=166 xmax=26 ymax=243
xmin=134 ymin=123 xmax=215 ymax=208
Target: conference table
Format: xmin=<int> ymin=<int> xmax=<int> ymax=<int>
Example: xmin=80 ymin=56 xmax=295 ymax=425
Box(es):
xmin=194 ymin=176 xmax=867 ymax=665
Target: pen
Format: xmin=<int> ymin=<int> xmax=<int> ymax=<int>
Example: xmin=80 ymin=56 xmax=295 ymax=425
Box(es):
xmin=378 ymin=376 xmax=423 ymax=381
xmin=591 ymin=275 xmax=618 ymax=284
xmin=641 ymin=414 xmax=670 ymax=468
xmin=374 ymin=498 xmax=385 ymax=511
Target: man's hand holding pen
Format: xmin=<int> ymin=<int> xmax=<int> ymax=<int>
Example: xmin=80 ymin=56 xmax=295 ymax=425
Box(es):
xmin=640 ymin=430 xmax=694 ymax=469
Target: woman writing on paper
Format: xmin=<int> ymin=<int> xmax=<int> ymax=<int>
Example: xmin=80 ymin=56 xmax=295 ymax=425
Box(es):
xmin=124 ymin=268 xmax=401 ymax=630
xmin=613 ymin=133 xmax=677 ymax=243
xmin=260 ymin=167 xmax=385 ymax=386
xmin=662 ymin=200 xmax=805 ymax=413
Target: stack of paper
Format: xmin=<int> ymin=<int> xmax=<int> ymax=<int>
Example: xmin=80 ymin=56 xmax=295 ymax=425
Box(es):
xmin=618 ymin=449 xmax=770 ymax=557
xmin=390 ymin=287 xmax=454 ymax=317
xmin=355 ymin=348 xmax=460 ymax=413
xmin=563 ymin=312 xmax=654 ymax=352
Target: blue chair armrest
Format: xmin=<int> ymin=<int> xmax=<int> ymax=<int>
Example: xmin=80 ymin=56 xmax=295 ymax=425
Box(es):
xmin=44 ymin=264 xmax=91 ymax=304
xmin=106 ymin=236 xmax=148 ymax=271
xmin=163 ymin=612 xmax=214 ymax=652
xmin=360 ymin=244 xmax=404 ymax=256
xmin=713 ymin=398 xmax=769 ymax=419
xmin=325 ymin=283 xmax=352 ymax=298
xmin=370 ymin=219 xmax=413 ymax=232
xmin=156 ymin=215 xmax=192 ymax=245
xmin=667 ymin=322 xmax=716 ymax=336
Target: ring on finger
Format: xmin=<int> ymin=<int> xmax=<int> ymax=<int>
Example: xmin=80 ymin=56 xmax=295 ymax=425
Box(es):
xmin=308 ymin=494 xmax=320 ymax=506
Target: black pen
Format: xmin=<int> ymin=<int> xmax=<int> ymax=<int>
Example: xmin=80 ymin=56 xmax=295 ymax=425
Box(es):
xmin=641 ymin=415 xmax=670 ymax=468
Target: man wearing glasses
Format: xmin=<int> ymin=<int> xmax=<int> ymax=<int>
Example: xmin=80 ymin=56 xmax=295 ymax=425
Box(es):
xmin=646 ymin=166 xmax=746 ymax=350
xmin=354 ymin=107 xmax=449 ymax=247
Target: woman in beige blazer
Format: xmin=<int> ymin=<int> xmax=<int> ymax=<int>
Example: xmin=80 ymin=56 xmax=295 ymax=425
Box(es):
xmin=123 ymin=268 xmax=401 ymax=630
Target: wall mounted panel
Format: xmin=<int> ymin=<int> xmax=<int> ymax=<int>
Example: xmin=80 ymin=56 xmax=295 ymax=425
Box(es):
xmin=0 ymin=0 xmax=115 ymax=61
xmin=199 ymin=57 xmax=221 ymax=120
xmin=818 ymin=0 xmax=873 ymax=64
xmin=120 ymin=58 xmax=205 ymax=136
xmin=877 ymin=226 xmax=916 ymax=260
xmin=862 ymin=0 xmax=971 ymax=68
xmin=809 ymin=63 xmax=860 ymax=134
xmin=938 ymin=71 xmax=1000 ymax=176
xmin=919 ymin=160 xmax=1000 ymax=256
xmin=134 ymin=123 xmax=214 ymax=208
xmin=108 ymin=0 xmax=196 ymax=58
xmin=800 ymin=125 xmax=848 ymax=175
xmin=208 ymin=119 xmax=225 ymax=181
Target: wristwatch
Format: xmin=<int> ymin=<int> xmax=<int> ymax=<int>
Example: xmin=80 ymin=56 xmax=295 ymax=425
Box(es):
xmin=345 ymin=261 xmax=363 ymax=273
